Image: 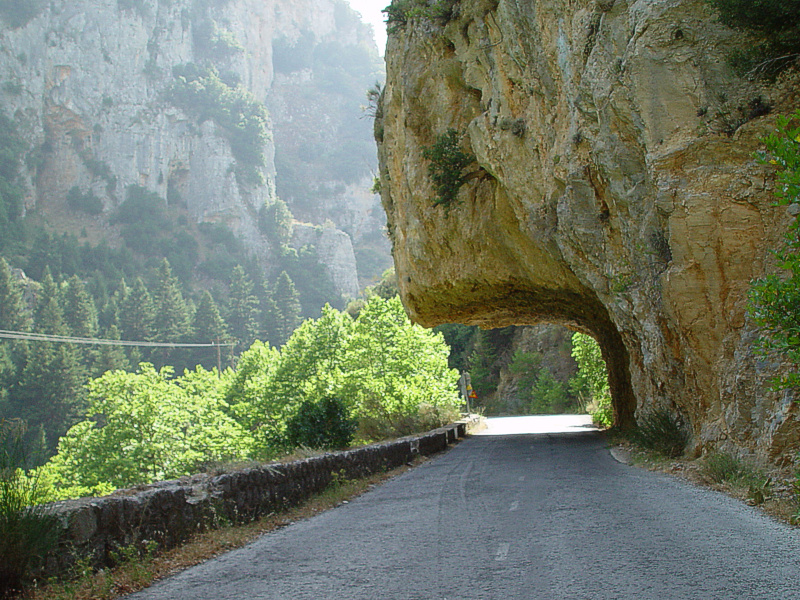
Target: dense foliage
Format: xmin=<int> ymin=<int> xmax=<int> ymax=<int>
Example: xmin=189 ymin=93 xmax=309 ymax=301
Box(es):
xmin=708 ymin=0 xmax=800 ymax=77
xmin=31 ymin=296 xmax=460 ymax=498
xmin=569 ymin=333 xmax=612 ymax=427
xmin=749 ymin=110 xmax=800 ymax=390
xmin=383 ymin=0 xmax=460 ymax=33
xmin=270 ymin=29 xmax=383 ymax=219
xmin=0 ymin=254 xmax=308 ymax=458
xmin=422 ymin=129 xmax=475 ymax=207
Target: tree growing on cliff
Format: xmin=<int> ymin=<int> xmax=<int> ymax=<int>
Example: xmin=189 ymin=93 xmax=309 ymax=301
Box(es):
xmin=422 ymin=128 xmax=475 ymax=207
xmin=749 ymin=110 xmax=800 ymax=390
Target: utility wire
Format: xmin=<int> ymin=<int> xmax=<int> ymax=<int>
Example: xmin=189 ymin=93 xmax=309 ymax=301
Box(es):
xmin=0 ymin=329 xmax=234 ymax=348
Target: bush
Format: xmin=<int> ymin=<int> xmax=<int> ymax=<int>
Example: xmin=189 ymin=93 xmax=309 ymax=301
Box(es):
xmin=702 ymin=452 xmax=753 ymax=483
xmin=631 ymin=410 xmax=688 ymax=458
xmin=0 ymin=421 xmax=58 ymax=598
xmin=384 ymin=0 xmax=459 ymax=33
xmin=708 ymin=0 xmax=800 ymax=77
xmin=569 ymin=333 xmax=613 ymax=427
xmin=422 ymin=128 xmax=474 ymax=207
xmin=748 ymin=110 xmax=800 ymax=390
xmin=285 ymin=397 xmax=357 ymax=450
xmin=66 ymin=186 xmax=103 ymax=215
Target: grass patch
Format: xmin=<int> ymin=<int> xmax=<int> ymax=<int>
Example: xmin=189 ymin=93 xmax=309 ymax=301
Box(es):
xmin=19 ymin=458 xmax=428 ymax=600
xmin=701 ymin=452 xmax=774 ymax=506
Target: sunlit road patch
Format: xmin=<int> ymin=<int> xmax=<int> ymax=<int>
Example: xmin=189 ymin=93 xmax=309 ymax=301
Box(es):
xmin=475 ymin=414 xmax=598 ymax=436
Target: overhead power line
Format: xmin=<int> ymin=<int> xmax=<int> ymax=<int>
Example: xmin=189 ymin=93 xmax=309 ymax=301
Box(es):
xmin=0 ymin=329 xmax=234 ymax=348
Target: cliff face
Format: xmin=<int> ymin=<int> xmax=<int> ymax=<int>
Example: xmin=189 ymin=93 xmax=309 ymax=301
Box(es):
xmin=0 ymin=0 xmax=373 ymax=295
xmin=377 ymin=0 xmax=800 ymax=460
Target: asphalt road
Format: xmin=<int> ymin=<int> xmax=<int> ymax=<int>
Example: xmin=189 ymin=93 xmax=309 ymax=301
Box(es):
xmin=127 ymin=416 xmax=800 ymax=600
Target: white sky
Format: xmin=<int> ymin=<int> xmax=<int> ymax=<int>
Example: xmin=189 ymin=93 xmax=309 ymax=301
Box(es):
xmin=345 ymin=0 xmax=388 ymax=55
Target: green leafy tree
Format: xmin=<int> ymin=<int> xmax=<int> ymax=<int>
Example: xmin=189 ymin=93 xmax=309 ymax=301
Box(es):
xmin=569 ymin=333 xmax=611 ymax=427
xmin=344 ymin=296 xmax=460 ymax=438
xmin=41 ymin=364 xmax=251 ymax=497
xmin=223 ymin=341 xmax=282 ymax=458
xmin=272 ymin=304 xmax=354 ymax=412
xmin=749 ymin=111 xmax=800 ymax=389
xmin=529 ymin=367 xmax=569 ymax=415
xmin=284 ymin=396 xmax=356 ymax=450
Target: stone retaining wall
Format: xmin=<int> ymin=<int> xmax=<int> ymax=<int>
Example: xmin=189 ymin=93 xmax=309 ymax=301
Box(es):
xmin=44 ymin=423 xmax=466 ymax=577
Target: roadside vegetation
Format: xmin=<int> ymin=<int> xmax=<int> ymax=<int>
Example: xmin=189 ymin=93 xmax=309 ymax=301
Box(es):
xmin=13 ymin=296 xmax=459 ymax=502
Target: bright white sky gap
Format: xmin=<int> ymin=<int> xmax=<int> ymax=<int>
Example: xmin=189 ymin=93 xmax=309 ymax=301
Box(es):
xmin=345 ymin=0 xmax=388 ymax=56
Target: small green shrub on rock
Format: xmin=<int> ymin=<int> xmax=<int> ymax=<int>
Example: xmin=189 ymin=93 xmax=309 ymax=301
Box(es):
xmin=748 ymin=110 xmax=800 ymax=390
xmin=384 ymin=0 xmax=460 ymax=33
xmin=422 ymin=128 xmax=474 ymax=207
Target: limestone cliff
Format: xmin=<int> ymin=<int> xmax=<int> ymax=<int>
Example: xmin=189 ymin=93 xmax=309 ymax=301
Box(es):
xmin=0 ymin=0 xmax=372 ymax=297
xmin=377 ymin=0 xmax=800 ymax=461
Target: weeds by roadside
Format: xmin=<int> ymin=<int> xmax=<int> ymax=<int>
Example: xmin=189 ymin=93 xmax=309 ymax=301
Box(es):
xmin=628 ymin=410 xmax=688 ymax=459
xmin=0 ymin=421 xmax=58 ymax=599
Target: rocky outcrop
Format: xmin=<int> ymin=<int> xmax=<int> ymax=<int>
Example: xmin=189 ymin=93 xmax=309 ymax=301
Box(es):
xmin=377 ymin=0 xmax=800 ymax=461
xmin=0 ymin=0 xmax=377 ymax=289
xmin=292 ymin=222 xmax=360 ymax=299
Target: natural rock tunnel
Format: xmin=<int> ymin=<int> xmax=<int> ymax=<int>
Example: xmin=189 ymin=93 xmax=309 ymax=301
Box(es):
xmin=375 ymin=0 xmax=800 ymax=460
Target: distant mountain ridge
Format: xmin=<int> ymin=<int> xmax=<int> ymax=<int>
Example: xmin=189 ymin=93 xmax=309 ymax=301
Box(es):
xmin=0 ymin=0 xmax=387 ymax=303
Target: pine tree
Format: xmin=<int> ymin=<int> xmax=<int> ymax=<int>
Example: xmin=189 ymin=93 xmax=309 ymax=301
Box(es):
xmin=227 ymin=265 xmax=260 ymax=353
xmin=258 ymin=282 xmax=283 ymax=347
xmin=33 ymin=268 xmax=67 ymax=336
xmin=152 ymin=259 xmax=192 ymax=368
xmin=192 ymin=291 xmax=230 ymax=370
xmin=0 ymin=257 xmax=30 ymax=331
xmin=118 ymin=278 xmax=154 ymax=342
xmin=152 ymin=259 xmax=192 ymax=341
xmin=14 ymin=267 xmax=86 ymax=457
xmin=62 ymin=275 xmax=98 ymax=338
xmin=62 ymin=275 xmax=99 ymax=367
xmin=273 ymin=271 xmax=302 ymax=345
xmin=0 ymin=258 xmax=30 ymax=413
xmin=91 ymin=325 xmax=131 ymax=377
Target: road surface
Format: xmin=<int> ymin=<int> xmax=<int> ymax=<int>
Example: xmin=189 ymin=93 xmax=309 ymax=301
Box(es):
xmin=127 ymin=416 xmax=800 ymax=599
